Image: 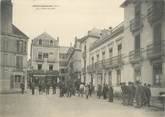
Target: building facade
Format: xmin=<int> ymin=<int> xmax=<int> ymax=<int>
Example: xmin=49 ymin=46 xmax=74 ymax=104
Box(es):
xmin=121 ymin=0 xmax=165 ymax=96
xmin=88 ymin=23 xmax=124 ymax=90
xmin=30 ymin=32 xmax=59 ymax=85
xmin=78 ymin=0 xmax=165 ymax=96
xmin=0 ymin=0 xmax=29 ymax=91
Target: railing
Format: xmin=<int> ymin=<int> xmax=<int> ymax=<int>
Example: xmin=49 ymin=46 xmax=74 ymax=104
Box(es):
xmin=32 ymin=70 xmax=59 ymax=75
xmin=147 ymin=40 xmax=165 ymax=59
xmin=129 ymin=49 xmax=143 ymax=63
xmin=147 ymin=3 xmax=164 ymax=24
xmin=95 ymin=61 xmax=103 ymax=71
xmin=35 ymin=58 xmax=44 ymax=62
xmin=130 ymin=17 xmax=143 ymax=33
xmin=47 ymin=59 xmax=56 ymax=63
xmin=87 ymin=64 xmax=95 ymax=73
xmin=103 ymin=55 xmax=123 ymax=69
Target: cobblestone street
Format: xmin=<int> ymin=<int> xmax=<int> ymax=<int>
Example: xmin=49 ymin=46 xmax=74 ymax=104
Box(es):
xmin=0 ymin=90 xmax=164 ymax=117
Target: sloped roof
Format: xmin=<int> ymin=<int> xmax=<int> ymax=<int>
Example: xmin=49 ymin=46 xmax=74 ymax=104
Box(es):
xmin=12 ymin=24 xmax=29 ymax=39
xmin=33 ymin=32 xmax=57 ymax=41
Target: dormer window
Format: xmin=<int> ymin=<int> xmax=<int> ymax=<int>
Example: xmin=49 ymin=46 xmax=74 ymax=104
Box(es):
xmin=50 ymin=40 xmax=53 ymax=46
xmin=39 ymin=39 xmax=42 ymax=45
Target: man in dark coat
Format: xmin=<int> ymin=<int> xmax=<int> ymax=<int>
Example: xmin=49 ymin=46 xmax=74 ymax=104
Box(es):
xmin=31 ymin=82 xmax=35 ymax=95
xmin=97 ymin=84 xmax=102 ymax=99
xmin=46 ymin=82 xmax=50 ymax=95
xmin=128 ymin=82 xmax=135 ymax=106
xmin=121 ymin=82 xmax=129 ymax=105
xmin=108 ymin=85 xmax=114 ymax=102
xmin=146 ymin=84 xmax=151 ymax=106
xmin=52 ymin=81 xmax=57 ymax=94
xmin=103 ymin=84 xmax=108 ymax=99
xmin=20 ymin=82 xmax=25 ymax=95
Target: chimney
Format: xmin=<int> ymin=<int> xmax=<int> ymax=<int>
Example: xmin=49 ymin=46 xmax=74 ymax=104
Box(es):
xmin=1 ymin=0 xmax=13 ymax=33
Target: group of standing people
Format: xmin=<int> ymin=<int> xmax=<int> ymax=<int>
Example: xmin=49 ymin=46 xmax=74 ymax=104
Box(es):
xmin=20 ymin=79 xmax=152 ymax=109
xmin=28 ymin=80 xmax=57 ymax=95
xmin=97 ymin=84 xmax=114 ymax=102
xmin=121 ymin=81 xmax=151 ymax=108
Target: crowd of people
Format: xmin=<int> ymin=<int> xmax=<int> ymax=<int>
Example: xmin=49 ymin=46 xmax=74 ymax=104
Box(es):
xmin=20 ymin=80 xmax=151 ymax=109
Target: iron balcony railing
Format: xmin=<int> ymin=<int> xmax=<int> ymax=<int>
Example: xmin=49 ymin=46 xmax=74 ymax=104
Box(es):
xmin=147 ymin=3 xmax=164 ymax=24
xmin=147 ymin=40 xmax=165 ymax=59
xmin=35 ymin=58 xmax=44 ymax=62
xmin=129 ymin=49 xmax=143 ymax=63
xmin=87 ymin=64 xmax=95 ymax=73
xmin=47 ymin=59 xmax=56 ymax=63
xmin=130 ymin=17 xmax=143 ymax=33
xmin=103 ymin=55 xmax=123 ymax=69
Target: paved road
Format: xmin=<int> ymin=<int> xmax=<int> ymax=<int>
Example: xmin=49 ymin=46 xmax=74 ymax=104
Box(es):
xmin=0 ymin=90 xmax=164 ymax=117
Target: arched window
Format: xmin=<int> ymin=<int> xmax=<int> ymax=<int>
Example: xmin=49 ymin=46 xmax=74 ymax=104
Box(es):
xmin=39 ymin=39 xmax=42 ymax=45
xmin=50 ymin=40 xmax=53 ymax=46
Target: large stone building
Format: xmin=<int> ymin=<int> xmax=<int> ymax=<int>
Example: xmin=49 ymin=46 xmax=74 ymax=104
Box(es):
xmin=79 ymin=0 xmax=165 ymax=96
xmin=79 ymin=28 xmax=112 ymax=84
xmin=88 ymin=23 xmax=124 ymax=90
xmin=0 ymin=0 xmax=29 ymax=91
xmin=30 ymin=32 xmax=59 ymax=85
xmin=121 ymin=0 xmax=165 ymax=95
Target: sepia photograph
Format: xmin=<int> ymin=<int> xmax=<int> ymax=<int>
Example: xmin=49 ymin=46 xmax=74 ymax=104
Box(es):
xmin=0 ymin=0 xmax=165 ymax=117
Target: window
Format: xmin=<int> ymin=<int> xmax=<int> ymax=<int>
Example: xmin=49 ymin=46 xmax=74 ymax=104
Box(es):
xmin=117 ymin=70 xmax=121 ymax=86
xmin=17 ymin=40 xmax=23 ymax=53
xmin=49 ymin=65 xmax=53 ymax=71
xmin=96 ymin=54 xmax=99 ymax=61
xmin=16 ymin=56 xmax=23 ymax=69
xmin=118 ymin=44 xmax=122 ymax=55
xmin=153 ymin=63 xmax=162 ymax=86
xmin=108 ymin=72 xmax=112 ymax=85
xmin=39 ymin=39 xmax=42 ymax=45
xmin=38 ymin=52 xmax=42 ymax=59
xmin=134 ymin=68 xmax=141 ymax=82
xmin=102 ymin=51 xmax=105 ymax=60
xmin=38 ymin=64 xmax=42 ymax=70
xmin=109 ymin=48 xmax=113 ymax=58
xmin=135 ymin=34 xmax=141 ymax=50
xmin=43 ymin=53 xmax=48 ymax=58
xmin=153 ymin=23 xmax=161 ymax=45
xmin=91 ymin=57 xmax=94 ymax=65
xmin=50 ymin=40 xmax=53 ymax=46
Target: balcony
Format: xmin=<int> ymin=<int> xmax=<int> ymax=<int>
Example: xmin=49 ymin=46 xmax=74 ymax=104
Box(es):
xmin=47 ymin=59 xmax=56 ymax=63
xmin=95 ymin=61 xmax=103 ymax=72
xmin=130 ymin=17 xmax=143 ymax=33
xmin=129 ymin=49 xmax=143 ymax=64
xmin=35 ymin=58 xmax=44 ymax=62
xmin=103 ymin=55 xmax=123 ymax=69
xmin=32 ymin=70 xmax=59 ymax=76
xmin=147 ymin=3 xmax=164 ymax=24
xmin=87 ymin=64 xmax=95 ymax=73
xmin=147 ymin=41 xmax=165 ymax=60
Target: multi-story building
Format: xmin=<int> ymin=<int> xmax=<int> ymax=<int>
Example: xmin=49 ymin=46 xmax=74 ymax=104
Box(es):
xmin=0 ymin=0 xmax=29 ymax=91
xmin=30 ymin=32 xmax=59 ymax=84
xmin=88 ymin=23 xmax=124 ymax=89
xmin=67 ymin=37 xmax=81 ymax=83
xmin=79 ymin=0 xmax=165 ymax=95
xmin=121 ymin=0 xmax=165 ymax=95
xmin=79 ymin=28 xmax=112 ymax=85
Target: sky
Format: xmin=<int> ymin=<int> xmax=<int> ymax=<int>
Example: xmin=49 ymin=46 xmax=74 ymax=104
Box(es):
xmin=12 ymin=0 xmax=124 ymax=47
